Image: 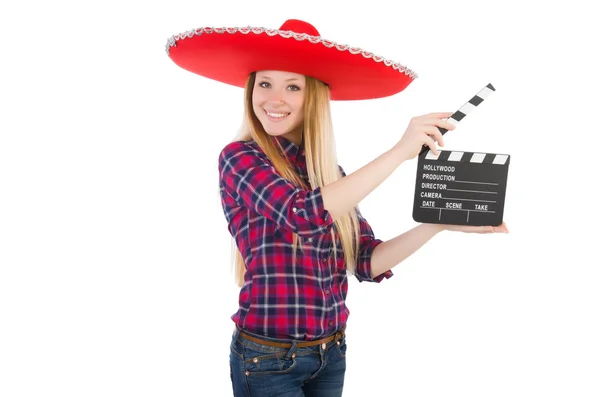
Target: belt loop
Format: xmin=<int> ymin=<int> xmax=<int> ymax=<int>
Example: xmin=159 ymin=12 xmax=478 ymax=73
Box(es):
xmin=334 ymin=327 xmax=344 ymax=343
xmin=284 ymin=340 xmax=297 ymax=360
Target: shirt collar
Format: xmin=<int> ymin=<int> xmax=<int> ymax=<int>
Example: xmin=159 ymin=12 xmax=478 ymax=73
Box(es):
xmin=272 ymin=135 xmax=305 ymax=163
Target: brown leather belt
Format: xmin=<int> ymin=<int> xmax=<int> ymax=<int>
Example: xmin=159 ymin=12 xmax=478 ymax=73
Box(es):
xmin=238 ymin=326 xmax=345 ymax=349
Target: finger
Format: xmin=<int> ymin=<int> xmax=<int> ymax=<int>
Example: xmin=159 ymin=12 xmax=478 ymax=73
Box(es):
xmin=429 ymin=118 xmax=457 ymax=131
xmin=473 ymin=226 xmax=494 ymax=233
xmin=423 ymin=136 xmax=439 ymax=155
xmin=414 ymin=112 xmax=454 ymax=122
xmin=493 ymin=223 xmax=509 ymax=233
xmin=422 ymin=126 xmax=445 ymax=146
xmin=427 ymin=112 xmax=454 ymax=119
xmin=431 ymin=128 xmax=444 ymax=147
xmin=419 ymin=117 xmax=456 ymax=133
xmin=447 ymin=225 xmax=489 ymax=233
xmin=440 ymin=119 xmax=457 ymax=131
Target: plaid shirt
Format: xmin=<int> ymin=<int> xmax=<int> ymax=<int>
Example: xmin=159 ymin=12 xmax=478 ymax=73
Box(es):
xmin=218 ymin=136 xmax=392 ymax=340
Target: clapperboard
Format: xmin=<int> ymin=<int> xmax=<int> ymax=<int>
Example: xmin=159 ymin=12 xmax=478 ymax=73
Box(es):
xmin=412 ymin=84 xmax=510 ymax=226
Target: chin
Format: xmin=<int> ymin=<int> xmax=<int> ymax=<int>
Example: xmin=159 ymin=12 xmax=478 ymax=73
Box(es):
xmin=263 ymin=125 xmax=293 ymax=137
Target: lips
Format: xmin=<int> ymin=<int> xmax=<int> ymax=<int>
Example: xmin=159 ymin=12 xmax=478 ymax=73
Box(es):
xmin=264 ymin=110 xmax=290 ymax=120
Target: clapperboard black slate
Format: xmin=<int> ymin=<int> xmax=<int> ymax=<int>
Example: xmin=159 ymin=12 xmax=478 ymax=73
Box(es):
xmin=413 ymin=149 xmax=510 ymax=226
xmin=412 ymin=84 xmax=511 ymax=226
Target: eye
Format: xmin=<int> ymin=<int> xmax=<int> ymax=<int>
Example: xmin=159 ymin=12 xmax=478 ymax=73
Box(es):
xmin=287 ymin=85 xmax=301 ymax=91
xmin=258 ymin=81 xmax=271 ymax=88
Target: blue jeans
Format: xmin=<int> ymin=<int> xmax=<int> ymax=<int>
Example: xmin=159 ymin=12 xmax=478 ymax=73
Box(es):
xmin=229 ymin=327 xmax=347 ymax=396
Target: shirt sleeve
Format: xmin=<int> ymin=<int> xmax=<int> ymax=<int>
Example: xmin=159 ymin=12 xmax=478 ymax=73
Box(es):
xmin=337 ymin=165 xmax=392 ymax=283
xmin=218 ymin=141 xmax=334 ymax=238
xmin=354 ymin=206 xmax=393 ymax=283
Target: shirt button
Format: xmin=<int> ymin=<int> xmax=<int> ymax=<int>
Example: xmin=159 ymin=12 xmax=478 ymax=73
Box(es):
xmin=292 ymin=207 xmax=297 ymax=213
xmin=321 ymin=343 xmax=326 ymax=350
xmin=307 ymin=238 xmax=312 ymax=243
xmin=328 ymin=321 xmax=333 ymax=326
xmin=322 ymin=257 xmax=327 ymax=263
xmin=325 ymin=289 xmax=330 ymax=294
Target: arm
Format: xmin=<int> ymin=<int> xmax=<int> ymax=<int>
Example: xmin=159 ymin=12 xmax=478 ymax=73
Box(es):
xmin=321 ymin=148 xmax=402 ymax=222
xmin=369 ymin=221 xmax=509 ymax=278
xmin=370 ymin=223 xmax=445 ymax=278
xmin=219 ymin=113 xmax=454 ymax=239
xmin=321 ymin=112 xmax=456 ymax=221
xmin=333 ymin=166 xmax=392 ymax=283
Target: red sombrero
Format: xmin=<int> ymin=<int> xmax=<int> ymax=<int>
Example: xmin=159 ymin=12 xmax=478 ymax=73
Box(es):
xmin=166 ymin=19 xmax=417 ymax=101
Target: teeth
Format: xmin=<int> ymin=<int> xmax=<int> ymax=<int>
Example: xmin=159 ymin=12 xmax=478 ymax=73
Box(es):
xmin=266 ymin=111 xmax=289 ymax=118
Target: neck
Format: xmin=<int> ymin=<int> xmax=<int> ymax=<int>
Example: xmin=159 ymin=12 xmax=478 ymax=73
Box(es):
xmin=283 ymin=126 xmax=303 ymax=147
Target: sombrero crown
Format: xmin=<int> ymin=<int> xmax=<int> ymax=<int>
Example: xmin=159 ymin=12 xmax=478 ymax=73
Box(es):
xmin=166 ymin=19 xmax=417 ymax=101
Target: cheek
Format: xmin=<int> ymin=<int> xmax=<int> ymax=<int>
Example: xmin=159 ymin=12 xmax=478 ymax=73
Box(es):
xmin=252 ymin=91 xmax=264 ymax=110
xmin=294 ymin=95 xmax=305 ymax=114
xmin=252 ymin=100 xmax=262 ymax=117
xmin=294 ymin=103 xmax=304 ymax=121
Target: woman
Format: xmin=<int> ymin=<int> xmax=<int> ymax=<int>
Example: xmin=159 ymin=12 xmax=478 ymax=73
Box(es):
xmin=167 ymin=18 xmax=508 ymax=396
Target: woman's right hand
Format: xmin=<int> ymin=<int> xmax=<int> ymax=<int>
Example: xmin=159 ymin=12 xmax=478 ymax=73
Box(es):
xmin=392 ymin=112 xmax=456 ymax=162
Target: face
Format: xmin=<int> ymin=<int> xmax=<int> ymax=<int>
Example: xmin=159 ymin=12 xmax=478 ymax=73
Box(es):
xmin=252 ymin=70 xmax=306 ymax=145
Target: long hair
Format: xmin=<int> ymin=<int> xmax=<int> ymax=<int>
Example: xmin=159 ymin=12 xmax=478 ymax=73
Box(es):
xmin=230 ymin=72 xmax=361 ymax=287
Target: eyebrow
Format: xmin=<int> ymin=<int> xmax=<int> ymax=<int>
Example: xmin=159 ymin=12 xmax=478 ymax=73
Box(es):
xmin=258 ymin=75 xmax=302 ymax=82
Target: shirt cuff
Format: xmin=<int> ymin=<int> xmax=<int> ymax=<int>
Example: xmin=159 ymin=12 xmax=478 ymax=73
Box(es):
xmin=355 ymin=239 xmax=393 ymax=283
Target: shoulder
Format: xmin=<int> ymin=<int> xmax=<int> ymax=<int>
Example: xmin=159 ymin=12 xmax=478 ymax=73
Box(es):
xmin=218 ymin=140 xmax=265 ymax=168
xmin=218 ymin=139 xmax=255 ymax=159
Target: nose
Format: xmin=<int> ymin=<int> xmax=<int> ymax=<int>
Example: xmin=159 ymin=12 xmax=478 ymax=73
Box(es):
xmin=269 ymin=97 xmax=285 ymax=106
xmin=267 ymin=90 xmax=285 ymax=106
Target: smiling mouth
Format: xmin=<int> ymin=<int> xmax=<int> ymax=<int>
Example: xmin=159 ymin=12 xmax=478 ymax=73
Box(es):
xmin=265 ymin=110 xmax=290 ymax=120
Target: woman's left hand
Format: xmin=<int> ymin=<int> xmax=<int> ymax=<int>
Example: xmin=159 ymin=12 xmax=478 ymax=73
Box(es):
xmin=441 ymin=221 xmax=509 ymax=234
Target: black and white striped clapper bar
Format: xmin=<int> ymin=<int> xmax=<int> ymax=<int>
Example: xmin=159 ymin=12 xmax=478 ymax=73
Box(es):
xmin=412 ymin=84 xmax=511 ymax=226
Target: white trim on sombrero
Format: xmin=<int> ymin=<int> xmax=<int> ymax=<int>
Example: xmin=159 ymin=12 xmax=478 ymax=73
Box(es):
xmin=165 ymin=26 xmax=418 ymax=79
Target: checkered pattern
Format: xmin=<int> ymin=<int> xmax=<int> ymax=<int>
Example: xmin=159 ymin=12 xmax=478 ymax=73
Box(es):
xmin=424 ymin=149 xmax=510 ymax=165
xmin=218 ymin=135 xmax=391 ymax=340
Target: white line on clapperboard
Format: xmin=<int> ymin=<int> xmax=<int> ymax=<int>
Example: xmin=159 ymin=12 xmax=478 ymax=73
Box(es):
xmin=444 ymin=197 xmax=495 ymax=203
xmin=419 ymin=206 xmax=497 ymax=222
xmin=422 ymin=189 xmax=498 ymax=216
xmin=447 ymin=188 xmax=496 ymax=194
xmin=422 ymin=180 xmax=499 ymax=211
xmin=420 ymin=207 xmax=495 ymax=213
xmin=454 ymin=180 xmax=497 ymax=185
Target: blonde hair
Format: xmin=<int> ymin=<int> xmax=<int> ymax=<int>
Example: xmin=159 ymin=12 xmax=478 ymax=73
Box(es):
xmin=230 ymin=72 xmax=361 ymax=287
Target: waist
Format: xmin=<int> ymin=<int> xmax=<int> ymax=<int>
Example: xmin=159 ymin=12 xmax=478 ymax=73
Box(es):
xmin=231 ymin=304 xmax=350 ymax=341
xmin=236 ymin=325 xmax=346 ymax=349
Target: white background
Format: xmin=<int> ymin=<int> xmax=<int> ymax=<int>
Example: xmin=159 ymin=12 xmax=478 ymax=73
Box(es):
xmin=1 ymin=0 xmax=599 ymax=396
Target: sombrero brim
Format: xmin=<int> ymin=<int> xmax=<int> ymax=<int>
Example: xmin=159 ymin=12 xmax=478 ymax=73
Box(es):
xmin=166 ymin=25 xmax=417 ymax=101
